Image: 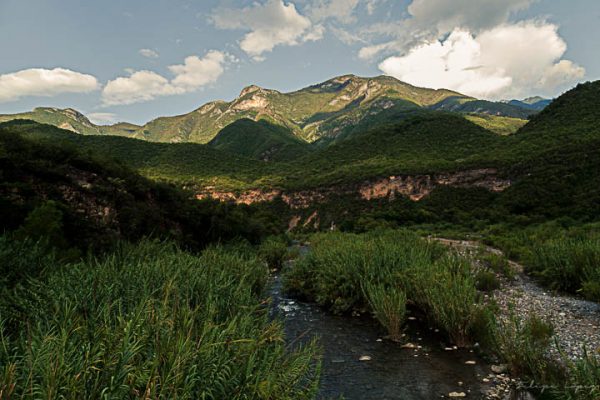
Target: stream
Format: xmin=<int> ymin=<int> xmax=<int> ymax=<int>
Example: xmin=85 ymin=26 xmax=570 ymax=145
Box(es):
xmin=269 ymin=247 xmax=494 ymax=399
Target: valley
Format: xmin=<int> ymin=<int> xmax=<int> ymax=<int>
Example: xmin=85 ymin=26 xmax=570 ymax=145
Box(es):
xmin=1 ymin=77 xmax=599 ymax=399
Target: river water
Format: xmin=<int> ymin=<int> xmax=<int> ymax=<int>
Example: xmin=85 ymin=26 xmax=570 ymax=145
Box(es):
xmin=269 ymin=267 xmax=493 ymax=399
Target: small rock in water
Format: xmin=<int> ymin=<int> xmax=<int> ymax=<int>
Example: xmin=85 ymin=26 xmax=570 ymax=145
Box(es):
xmin=401 ymin=342 xmax=417 ymax=349
xmin=448 ymin=392 xmax=466 ymax=398
xmin=444 ymin=347 xmax=455 ymax=351
xmin=491 ymin=364 xmax=507 ymax=374
xmin=376 ymin=338 xmax=383 ymax=342
xmin=465 ymin=360 xmax=476 ymax=365
xmin=359 ymin=355 xmax=372 ymax=361
xmin=408 ymin=316 xmax=417 ymax=321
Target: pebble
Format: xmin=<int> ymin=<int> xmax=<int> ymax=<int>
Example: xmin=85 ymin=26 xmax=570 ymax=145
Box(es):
xmin=465 ymin=361 xmax=476 ymax=365
xmin=448 ymin=392 xmax=466 ymax=398
xmin=359 ymin=355 xmax=372 ymax=361
xmin=491 ymin=364 xmax=507 ymax=374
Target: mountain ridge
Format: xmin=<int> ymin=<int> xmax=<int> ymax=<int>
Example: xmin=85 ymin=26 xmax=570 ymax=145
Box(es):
xmin=0 ymin=74 xmax=536 ymax=144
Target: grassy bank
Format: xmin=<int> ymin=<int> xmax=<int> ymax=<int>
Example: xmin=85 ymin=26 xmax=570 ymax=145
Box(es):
xmin=283 ymin=229 xmax=600 ymax=398
xmin=482 ymin=221 xmax=600 ymax=302
xmin=0 ymin=238 xmax=320 ymax=399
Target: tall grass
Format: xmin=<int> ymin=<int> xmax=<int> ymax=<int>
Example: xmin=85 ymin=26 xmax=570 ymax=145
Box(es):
xmin=363 ymin=284 xmax=407 ymax=342
xmin=258 ymin=235 xmax=290 ymax=270
xmin=284 ymin=230 xmax=489 ymax=346
xmin=530 ymin=238 xmax=600 ymax=301
xmin=0 ymin=239 xmax=320 ymax=399
xmin=411 ymin=255 xmax=484 ymax=347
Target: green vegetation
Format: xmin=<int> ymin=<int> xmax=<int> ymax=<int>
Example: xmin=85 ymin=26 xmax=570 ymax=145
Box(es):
xmin=493 ymin=314 xmax=558 ymax=381
xmin=530 ymin=238 xmax=600 ymax=301
xmin=284 ymin=230 xmax=489 ymax=346
xmin=480 ymin=222 xmax=600 ymax=301
xmin=363 ymin=283 xmax=407 ymax=342
xmin=464 ymin=114 xmax=527 ymax=135
xmin=0 ymin=238 xmax=320 ymax=399
xmin=0 ymin=122 xmax=283 ymax=253
xmin=209 ymin=119 xmax=311 ymax=161
xmin=258 ymin=235 xmax=291 ymax=269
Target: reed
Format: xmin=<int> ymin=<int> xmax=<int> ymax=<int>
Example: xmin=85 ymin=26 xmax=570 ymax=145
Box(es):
xmin=0 ymin=238 xmax=320 ymax=399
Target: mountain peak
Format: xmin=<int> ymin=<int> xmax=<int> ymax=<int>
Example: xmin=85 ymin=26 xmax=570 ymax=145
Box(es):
xmin=239 ymin=85 xmax=263 ymax=97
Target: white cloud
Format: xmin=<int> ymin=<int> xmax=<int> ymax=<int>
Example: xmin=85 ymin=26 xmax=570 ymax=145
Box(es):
xmin=0 ymin=68 xmax=99 ymax=103
xmin=379 ymin=22 xmax=585 ymax=99
xmin=211 ymin=0 xmax=320 ymax=60
xmin=139 ymin=48 xmax=159 ymax=58
xmin=102 ymin=50 xmax=230 ymax=106
xmin=87 ymin=112 xmax=117 ymax=125
xmin=169 ymin=51 xmax=231 ymax=89
xmin=309 ymin=0 xmax=360 ymax=24
xmin=358 ymin=0 xmax=537 ymax=60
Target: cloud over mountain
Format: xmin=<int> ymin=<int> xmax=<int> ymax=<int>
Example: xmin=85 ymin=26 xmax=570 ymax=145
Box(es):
xmin=367 ymin=0 xmax=585 ymax=99
xmin=0 ymin=68 xmax=99 ymax=103
xmin=102 ymin=51 xmax=231 ymax=106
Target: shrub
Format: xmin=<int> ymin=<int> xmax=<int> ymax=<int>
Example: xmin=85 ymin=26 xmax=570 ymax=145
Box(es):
xmin=258 ymin=235 xmax=290 ymax=269
xmin=481 ymin=252 xmax=514 ymax=280
xmin=475 ymin=269 xmax=501 ymax=292
xmin=494 ymin=314 xmax=562 ymax=383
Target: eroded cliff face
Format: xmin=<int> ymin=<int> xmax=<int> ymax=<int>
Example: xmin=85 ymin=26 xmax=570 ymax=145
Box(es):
xmin=196 ymin=168 xmax=511 ymax=208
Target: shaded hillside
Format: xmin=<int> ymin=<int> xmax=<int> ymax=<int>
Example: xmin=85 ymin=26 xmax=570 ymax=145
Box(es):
xmin=431 ymin=97 xmax=533 ymax=119
xmin=208 ymin=118 xmax=311 ymax=161
xmin=0 ymin=121 xmax=275 ymax=251
xmin=2 ymin=120 xmax=268 ymax=190
xmin=508 ymin=97 xmax=551 ymax=111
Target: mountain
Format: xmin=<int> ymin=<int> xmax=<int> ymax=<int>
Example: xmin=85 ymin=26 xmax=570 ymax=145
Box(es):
xmin=134 ymin=75 xmax=536 ymax=143
xmin=2 ymin=80 xmax=598 ymax=223
xmin=507 ymin=96 xmax=552 ymax=111
xmin=0 ymin=75 xmax=534 ymax=145
xmin=0 ymin=107 xmax=139 ymax=136
xmin=208 ymin=118 xmax=311 ymax=161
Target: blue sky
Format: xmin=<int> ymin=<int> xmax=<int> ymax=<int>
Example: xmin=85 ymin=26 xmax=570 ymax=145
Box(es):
xmin=0 ymin=0 xmax=598 ymax=125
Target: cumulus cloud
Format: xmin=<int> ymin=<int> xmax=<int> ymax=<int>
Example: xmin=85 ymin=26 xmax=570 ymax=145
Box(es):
xmin=102 ymin=50 xmax=230 ymax=105
xmin=358 ymin=0 xmax=537 ymax=60
xmin=378 ymin=21 xmax=585 ymax=99
xmin=0 ymin=68 xmax=99 ymax=103
xmin=211 ymin=0 xmax=321 ymax=60
xmin=139 ymin=48 xmax=159 ymax=58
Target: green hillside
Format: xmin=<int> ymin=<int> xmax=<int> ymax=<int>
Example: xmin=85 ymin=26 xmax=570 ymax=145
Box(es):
xmin=0 ymin=75 xmax=532 ymax=145
xmin=0 ymin=107 xmax=138 ymax=136
xmin=280 ymin=113 xmax=504 ymax=189
xmin=208 ymin=118 xmax=311 ymax=161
